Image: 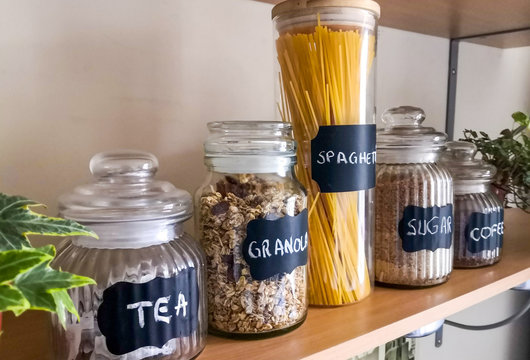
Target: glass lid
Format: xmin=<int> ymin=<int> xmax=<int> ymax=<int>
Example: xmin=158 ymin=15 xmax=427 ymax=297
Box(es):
xmin=377 ymin=106 xmax=448 ymax=149
xmin=439 ymin=141 xmax=496 ymax=181
xmin=58 ymin=150 xmax=192 ymax=223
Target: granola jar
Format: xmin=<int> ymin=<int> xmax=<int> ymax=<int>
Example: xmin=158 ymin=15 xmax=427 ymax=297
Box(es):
xmin=440 ymin=141 xmax=503 ymax=268
xmin=51 ymin=150 xmax=207 ymax=360
xmin=375 ymin=106 xmax=454 ymax=287
xmin=196 ymin=121 xmax=308 ymax=338
xmin=273 ymin=0 xmax=379 ymax=306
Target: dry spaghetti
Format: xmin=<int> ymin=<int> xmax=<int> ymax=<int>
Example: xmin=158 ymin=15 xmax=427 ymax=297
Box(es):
xmin=276 ymin=16 xmax=376 ymax=305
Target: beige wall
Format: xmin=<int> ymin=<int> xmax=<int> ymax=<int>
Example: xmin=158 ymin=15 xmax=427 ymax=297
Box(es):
xmin=0 ymin=1 xmax=528 ymax=359
xmin=0 ymin=0 xmax=449 ymax=219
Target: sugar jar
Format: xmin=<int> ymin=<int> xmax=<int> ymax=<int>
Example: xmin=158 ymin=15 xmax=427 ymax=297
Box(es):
xmin=196 ymin=121 xmax=308 ymax=338
xmin=440 ymin=141 xmax=503 ymax=268
xmin=51 ymin=150 xmax=206 ymax=359
xmin=375 ymin=106 xmax=454 ymax=287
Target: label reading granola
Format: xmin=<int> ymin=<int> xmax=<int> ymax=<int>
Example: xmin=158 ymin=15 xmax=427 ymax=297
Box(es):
xmin=242 ymin=209 xmax=308 ymax=281
xmin=464 ymin=210 xmax=504 ymax=253
xmin=399 ymin=205 xmax=453 ymax=252
xmin=311 ymin=124 xmax=376 ymax=193
xmin=97 ymin=270 xmax=199 ymax=355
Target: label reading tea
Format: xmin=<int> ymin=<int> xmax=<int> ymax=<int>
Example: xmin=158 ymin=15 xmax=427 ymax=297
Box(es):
xmin=311 ymin=124 xmax=376 ymax=193
xmin=399 ymin=205 xmax=453 ymax=252
xmin=464 ymin=210 xmax=504 ymax=253
xmin=97 ymin=270 xmax=199 ymax=355
xmin=242 ymin=209 xmax=308 ymax=281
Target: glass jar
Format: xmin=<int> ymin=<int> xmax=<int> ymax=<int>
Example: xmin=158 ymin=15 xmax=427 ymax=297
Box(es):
xmin=375 ymin=106 xmax=454 ymax=287
xmin=51 ymin=150 xmax=207 ymax=360
xmin=196 ymin=121 xmax=308 ymax=338
xmin=273 ymin=0 xmax=379 ymax=306
xmin=440 ymin=141 xmax=503 ymax=268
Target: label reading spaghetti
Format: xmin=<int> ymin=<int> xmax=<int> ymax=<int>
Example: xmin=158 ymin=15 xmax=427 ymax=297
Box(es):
xmin=242 ymin=209 xmax=308 ymax=281
xmin=311 ymin=124 xmax=376 ymax=193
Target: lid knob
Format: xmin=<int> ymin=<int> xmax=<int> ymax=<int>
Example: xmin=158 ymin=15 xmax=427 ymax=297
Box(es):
xmin=382 ymin=106 xmax=425 ymax=128
xmin=89 ymin=150 xmax=158 ymax=180
xmin=444 ymin=141 xmax=477 ymax=161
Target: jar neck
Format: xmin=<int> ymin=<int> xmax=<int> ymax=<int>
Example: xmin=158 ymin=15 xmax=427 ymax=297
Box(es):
xmin=72 ymin=218 xmax=183 ymax=249
xmin=205 ymin=155 xmax=295 ymax=174
xmin=377 ymin=149 xmax=440 ymax=164
xmin=454 ymin=181 xmax=489 ymax=195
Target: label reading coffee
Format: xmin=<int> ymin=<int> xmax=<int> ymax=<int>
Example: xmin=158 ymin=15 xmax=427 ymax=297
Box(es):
xmin=242 ymin=209 xmax=308 ymax=281
xmin=97 ymin=270 xmax=199 ymax=355
xmin=399 ymin=205 xmax=453 ymax=252
xmin=465 ymin=210 xmax=504 ymax=253
xmin=311 ymin=124 xmax=376 ymax=193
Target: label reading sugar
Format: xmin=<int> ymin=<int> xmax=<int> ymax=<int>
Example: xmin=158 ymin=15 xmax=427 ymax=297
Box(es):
xmin=399 ymin=205 xmax=453 ymax=252
xmin=242 ymin=209 xmax=308 ymax=281
xmin=97 ymin=270 xmax=199 ymax=356
xmin=311 ymin=124 xmax=376 ymax=193
xmin=464 ymin=209 xmax=504 ymax=253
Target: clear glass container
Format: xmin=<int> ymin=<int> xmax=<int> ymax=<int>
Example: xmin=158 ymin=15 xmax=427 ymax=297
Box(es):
xmin=51 ymin=150 xmax=207 ymax=360
xmin=440 ymin=141 xmax=503 ymax=268
xmin=196 ymin=121 xmax=308 ymax=338
xmin=375 ymin=106 xmax=454 ymax=287
xmin=272 ymin=0 xmax=379 ymax=306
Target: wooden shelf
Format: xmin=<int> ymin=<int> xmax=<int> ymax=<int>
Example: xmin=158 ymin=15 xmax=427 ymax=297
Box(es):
xmin=260 ymin=0 xmax=530 ymax=48
xmin=1 ymin=209 xmax=528 ymax=359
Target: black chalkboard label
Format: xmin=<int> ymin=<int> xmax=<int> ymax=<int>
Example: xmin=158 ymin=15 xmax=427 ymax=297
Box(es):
xmin=311 ymin=124 xmax=376 ymax=193
xmin=399 ymin=205 xmax=453 ymax=252
xmin=97 ymin=269 xmax=199 ymax=356
xmin=464 ymin=210 xmax=504 ymax=253
xmin=242 ymin=209 xmax=308 ymax=281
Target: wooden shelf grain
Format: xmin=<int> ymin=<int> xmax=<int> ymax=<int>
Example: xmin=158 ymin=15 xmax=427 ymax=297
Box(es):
xmin=0 ymin=209 xmax=528 ymax=359
xmin=260 ymin=0 xmax=530 ymax=48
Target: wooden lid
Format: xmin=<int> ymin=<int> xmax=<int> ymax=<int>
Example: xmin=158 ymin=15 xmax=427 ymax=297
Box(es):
xmin=272 ymin=0 xmax=381 ymax=19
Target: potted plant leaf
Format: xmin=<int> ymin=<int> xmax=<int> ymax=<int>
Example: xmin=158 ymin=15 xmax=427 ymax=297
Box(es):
xmin=460 ymin=111 xmax=529 ymax=212
xmin=0 ymin=192 xmax=98 ymax=334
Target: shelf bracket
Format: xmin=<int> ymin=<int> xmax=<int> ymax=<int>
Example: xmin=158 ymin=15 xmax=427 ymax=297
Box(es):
xmin=445 ymin=39 xmax=460 ymax=141
xmin=434 ymin=325 xmax=444 ymax=348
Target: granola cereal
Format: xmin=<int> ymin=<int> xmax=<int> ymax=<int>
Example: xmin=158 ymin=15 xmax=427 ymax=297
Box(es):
xmin=198 ymin=174 xmax=307 ymax=336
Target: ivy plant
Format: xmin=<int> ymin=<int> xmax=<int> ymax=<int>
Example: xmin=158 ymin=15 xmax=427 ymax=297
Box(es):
xmin=0 ymin=193 xmax=98 ymax=328
xmin=460 ymin=111 xmax=529 ymax=211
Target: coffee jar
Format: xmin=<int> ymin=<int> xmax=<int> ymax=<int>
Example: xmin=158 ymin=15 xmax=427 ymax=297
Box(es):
xmin=51 ymin=150 xmax=207 ymax=359
xmin=440 ymin=141 xmax=503 ymax=268
xmin=375 ymin=106 xmax=454 ymax=287
xmin=196 ymin=121 xmax=308 ymax=338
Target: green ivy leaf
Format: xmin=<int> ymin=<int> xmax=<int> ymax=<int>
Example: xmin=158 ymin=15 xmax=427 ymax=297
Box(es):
xmin=0 ymin=193 xmax=98 ymax=251
xmin=0 ymin=284 xmax=30 ymax=315
xmin=51 ymin=290 xmax=79 ymax=327
xmin=14 ymin=262 xmax=95 ymax=310
xmin=0 ymin=246 xmax=53 ymax=284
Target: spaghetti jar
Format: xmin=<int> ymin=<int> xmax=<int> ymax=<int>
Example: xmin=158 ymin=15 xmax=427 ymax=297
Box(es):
xmin=51 ymin=150 xmax=206 ymax=360
xmin=440 ymin=141 xmax=503 ymax=268
xmin=375 ymin=106 xmax=454 ymax=287
xmin=196 ymin=121 xmax=308 ymax=338
xmin=273 ymin=0 xmax=379 ymax=305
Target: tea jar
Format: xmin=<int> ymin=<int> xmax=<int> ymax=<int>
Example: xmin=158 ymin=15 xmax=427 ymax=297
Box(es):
xmin=196 ymin=121 xmax=308 ymax=338
xmin=51 ymin=150 xmax=207 ymax=360
xmin=440 ymin=141 xmax=503 ymax=268
xmin=375 ymin=106 xmax=454 ymax=287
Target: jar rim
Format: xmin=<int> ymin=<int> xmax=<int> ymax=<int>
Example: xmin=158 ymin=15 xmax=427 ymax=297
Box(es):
xmin=207 ymin=121 xmax=292 ymax=132
xmin=272 ymin=0 xmax=381 ymax=20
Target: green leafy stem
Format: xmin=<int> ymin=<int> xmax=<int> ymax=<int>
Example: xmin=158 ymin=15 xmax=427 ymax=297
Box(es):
xmin=460 ymin=111 xmax=530 ymax=212
xmin=0 ymin=193 xmax=98 ymax=328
